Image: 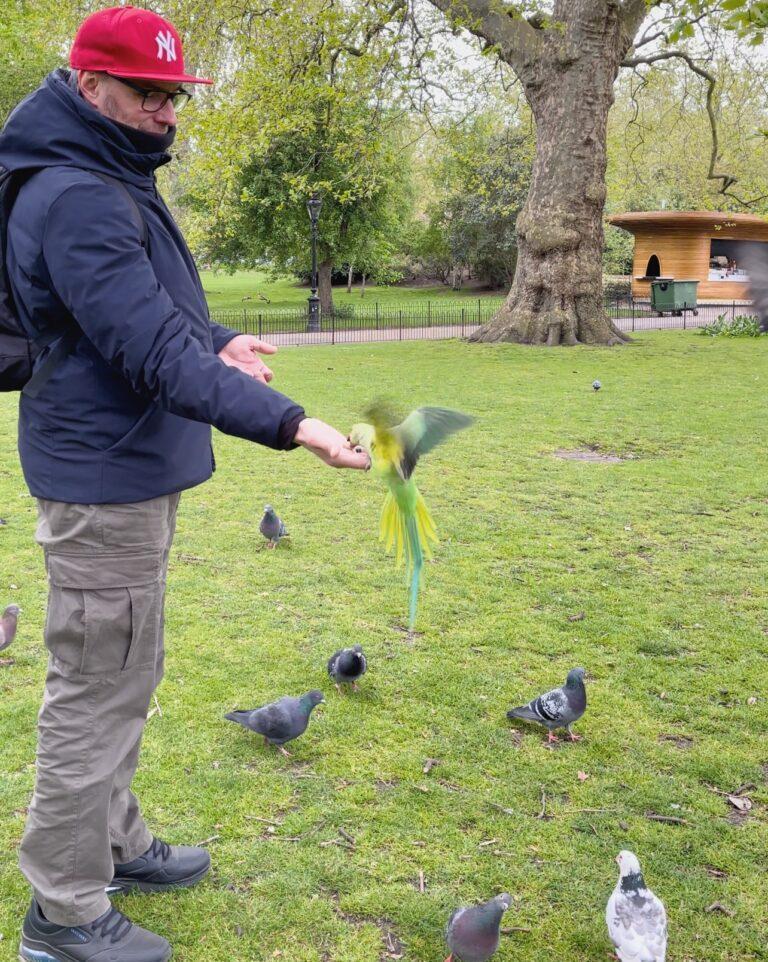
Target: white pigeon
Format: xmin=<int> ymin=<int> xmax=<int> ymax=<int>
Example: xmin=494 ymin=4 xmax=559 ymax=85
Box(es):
xmin=606 ymin=850 xmax=667 ymax=962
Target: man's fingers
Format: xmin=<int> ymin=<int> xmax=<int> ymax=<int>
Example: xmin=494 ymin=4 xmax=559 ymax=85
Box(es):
xmin=252 ymin=340 xmax=278 ymax=355
xmin=336 ymin=448 xmax=370 ymax=470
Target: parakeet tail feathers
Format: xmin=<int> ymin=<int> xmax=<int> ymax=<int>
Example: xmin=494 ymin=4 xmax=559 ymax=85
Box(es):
xmin=379 ymin=490 xmax=438 ymax=568
xmin=379 ymin=488 xmax=438 ymax=629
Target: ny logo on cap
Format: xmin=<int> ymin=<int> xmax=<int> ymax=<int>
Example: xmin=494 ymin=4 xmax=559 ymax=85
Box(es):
xmin=155 ymin=29 xmax=177 ymax=62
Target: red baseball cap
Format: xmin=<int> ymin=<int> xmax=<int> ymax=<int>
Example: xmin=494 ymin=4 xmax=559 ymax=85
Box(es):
xmin=70 ymin=5 xmax=212 ymax=85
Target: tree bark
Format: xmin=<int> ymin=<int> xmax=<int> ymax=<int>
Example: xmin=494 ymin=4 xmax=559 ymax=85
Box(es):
xmin=347 ymin=264 xmax=353 ymax=294
xmin=428 ymin=0 xmax=647 ymax=345
xmin=360 ymin=273 xmax=367 ymax=297
xmin=318 ymin=258 xmax=334 ymax=315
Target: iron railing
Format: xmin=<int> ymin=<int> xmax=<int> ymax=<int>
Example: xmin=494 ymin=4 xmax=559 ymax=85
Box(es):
xmin=208 ymin=298 xmax=755 ymax=347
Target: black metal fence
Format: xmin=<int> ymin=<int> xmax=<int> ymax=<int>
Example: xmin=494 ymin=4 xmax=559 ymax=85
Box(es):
xmin=209 ymin=298 xmax=755 ymax=347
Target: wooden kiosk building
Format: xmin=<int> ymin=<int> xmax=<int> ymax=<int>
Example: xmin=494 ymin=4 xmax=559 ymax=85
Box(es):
xmin=608 ymin=210 xmax=768 ymax=300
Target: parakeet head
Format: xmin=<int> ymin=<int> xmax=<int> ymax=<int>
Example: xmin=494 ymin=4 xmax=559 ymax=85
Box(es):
xmin=348 ymin=423 xmax=376 ymax=454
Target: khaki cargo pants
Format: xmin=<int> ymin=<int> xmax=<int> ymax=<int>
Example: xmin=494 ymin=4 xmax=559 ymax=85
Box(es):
xmin=19 ymin=494 xmax=180 ymax=926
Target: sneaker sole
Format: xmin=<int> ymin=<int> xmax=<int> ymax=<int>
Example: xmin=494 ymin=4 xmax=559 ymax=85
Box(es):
xmin=19 ymin=947 xmax=61 ymax=962
xmin=107 ymin=861 xmax=211 ymax=895
xmin=20 ymin=939 xmax=172 ymax=962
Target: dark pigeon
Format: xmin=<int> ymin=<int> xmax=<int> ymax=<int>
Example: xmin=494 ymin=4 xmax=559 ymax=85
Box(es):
xmin=593 ymin=379 xmax=602 ymax=391
xmin=0 ymin=604 xmax=20 ymax=652
xmin=606 ymin=850 xmax=667 ymax=961
xmin=225 ymin=690 xmax=324 ymax=756
xmin=260 ymin=504 xmax=287 ymax=548
xmin=327 ymin=644 xmax=367 ymax=692
xmin=507 ymin=667 xmax=587 ymax=743
xmin=445 ymin=893 xmax=511 ymax=962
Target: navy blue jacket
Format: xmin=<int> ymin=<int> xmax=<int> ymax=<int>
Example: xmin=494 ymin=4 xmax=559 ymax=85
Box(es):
xmin=0 ymin=70 xmax=305 ymax=503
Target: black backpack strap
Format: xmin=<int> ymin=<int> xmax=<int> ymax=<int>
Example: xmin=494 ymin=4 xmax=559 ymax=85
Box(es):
xmin=23 ymin=171 xmax=150 ymax=398
xmin=23 ymin=329 xmax=80 ymax=399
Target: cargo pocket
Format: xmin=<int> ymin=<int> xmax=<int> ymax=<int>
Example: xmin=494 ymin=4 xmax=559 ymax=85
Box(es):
xmin=46 ymin=551 xmax=163 ymax=676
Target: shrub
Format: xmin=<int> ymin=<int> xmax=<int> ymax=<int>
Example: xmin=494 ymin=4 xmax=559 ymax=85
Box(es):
xmin=699 ymin=314 xmax=764 ymax=337
xmin=603 ymin=278 xmax=632 ymax=302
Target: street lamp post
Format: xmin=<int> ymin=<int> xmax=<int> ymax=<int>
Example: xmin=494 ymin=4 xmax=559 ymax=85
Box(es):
xmin=306 ymin=193 xmax=323 ymax=333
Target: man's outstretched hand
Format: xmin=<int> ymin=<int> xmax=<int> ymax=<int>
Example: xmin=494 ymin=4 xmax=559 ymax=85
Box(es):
xmin=218 ymin=335 xmax=277 ymax=383
xmin=294 ymin=418 xmax=371 ymax=470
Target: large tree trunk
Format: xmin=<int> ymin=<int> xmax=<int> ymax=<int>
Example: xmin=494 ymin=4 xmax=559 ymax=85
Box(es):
xmin=318 ymin=258 xmax=334 ymax=315
xmin=427 ymin=0 xmax=646 ymax=345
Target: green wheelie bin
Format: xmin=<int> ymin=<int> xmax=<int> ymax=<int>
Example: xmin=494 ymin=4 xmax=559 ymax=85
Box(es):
xmin=650 ymin=278 xmax=699 ymax=316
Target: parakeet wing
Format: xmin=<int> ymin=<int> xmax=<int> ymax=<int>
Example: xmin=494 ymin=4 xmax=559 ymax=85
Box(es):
xmin=395 ymin=407 xmax=474 ymax=479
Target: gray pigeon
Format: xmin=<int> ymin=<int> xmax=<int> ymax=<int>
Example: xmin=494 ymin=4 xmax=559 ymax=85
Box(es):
xmin=0 ymin=604 xmax=20 ymax=652
xmin=606 ymin=851 xmax=667 ymax=962
xmin=506 ymin=667 xmax=587 ymax=743
xmin=225 ymin=690 xmax=324 ymax=756
xmin=593 ymin=379 xmax=602 ymax=391
xmin=327 ymin=644 xmax=367 ymax=692
xmin=260 ymin=504 xmax=287 ymax=548
xmin=445 ymin=893 xmax=511 ymax=962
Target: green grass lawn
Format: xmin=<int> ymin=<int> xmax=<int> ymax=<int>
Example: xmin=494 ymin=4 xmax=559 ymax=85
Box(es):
xmin=200 ymin=268 xmax=506 ymax=312
xmin=1 ymin=331 xmax=767 ymax=961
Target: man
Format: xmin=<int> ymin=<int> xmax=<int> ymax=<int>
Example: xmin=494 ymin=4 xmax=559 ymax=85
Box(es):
xmin=0 ymin=7 xmax=369 ymax=961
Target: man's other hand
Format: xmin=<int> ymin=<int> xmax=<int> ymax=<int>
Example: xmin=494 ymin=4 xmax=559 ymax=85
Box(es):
xmin=218 ymin=335 xmax=277 ymax=383
xmin=294 ymin=418 xmax=371 ymax=470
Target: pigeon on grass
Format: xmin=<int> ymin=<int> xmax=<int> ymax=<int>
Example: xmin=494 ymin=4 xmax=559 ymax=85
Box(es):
xmin=260 ymin=505 xmax=287 ymax=548
xmin=506 ymin=667 xmax=587 ymax=743
xmin=0 ymin=604 xmax=20 ymax=652
xmin=444 ymin=893 xmax=511 ymax=962
xmin=327 ymin=644 xmax=367 ymax=692
xmin=606 ymin=850 xmax=667 ymax=962
xmin=225 ymin=691 xmax=324 ymax=756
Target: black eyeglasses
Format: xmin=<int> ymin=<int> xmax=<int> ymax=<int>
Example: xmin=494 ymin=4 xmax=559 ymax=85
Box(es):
xmin=111 ymin=76 xmax=192 ymax=113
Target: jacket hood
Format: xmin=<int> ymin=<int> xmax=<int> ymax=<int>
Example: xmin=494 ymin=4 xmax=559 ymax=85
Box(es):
xmin=0 ymin=69 xmax=171 ymax=185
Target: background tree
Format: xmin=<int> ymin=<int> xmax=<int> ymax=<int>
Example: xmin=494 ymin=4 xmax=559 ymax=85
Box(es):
xmin=418 ymin=0 xmax=760 ymax=346
xmin=1 ymin=0 xmax=79 ymax=122
xmin=183 ymin=120 xmax=413 ymax=313
xmin=418 ymin=114 xmax=533 ymax=288
xmin=171 ymin=0 xmax=423 ymax=313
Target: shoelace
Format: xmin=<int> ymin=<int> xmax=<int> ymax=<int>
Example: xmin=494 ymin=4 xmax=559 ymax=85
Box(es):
xmin=86 ymin=906 xmax=133 ymax=944
xmin=148 ymin=836 xmax=171 ymax=862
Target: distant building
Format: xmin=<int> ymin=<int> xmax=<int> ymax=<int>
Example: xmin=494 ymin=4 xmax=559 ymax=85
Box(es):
xmin=608 ymin=210 xmax=768 ymax=300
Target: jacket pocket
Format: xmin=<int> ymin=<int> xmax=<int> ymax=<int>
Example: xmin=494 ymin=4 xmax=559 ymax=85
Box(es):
xmin=45 ymin=551 xmax=163 ymax=676
xmin=104 ymin=402 xmax=158 ymax=455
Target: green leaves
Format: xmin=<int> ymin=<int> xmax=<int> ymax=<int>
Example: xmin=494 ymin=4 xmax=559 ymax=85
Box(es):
xmin=174 ymin=0 xmax=417 ymax=289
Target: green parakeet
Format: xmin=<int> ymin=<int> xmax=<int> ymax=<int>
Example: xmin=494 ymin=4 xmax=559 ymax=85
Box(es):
xmin=349 ymin=403 xmax=474 ymax=629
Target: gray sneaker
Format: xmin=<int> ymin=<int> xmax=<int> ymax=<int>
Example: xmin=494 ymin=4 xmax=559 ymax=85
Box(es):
xmin=19 ymin=901 xmax=171 ymax=962
xmin=109 ymin=837 xmax=211 ymax=894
